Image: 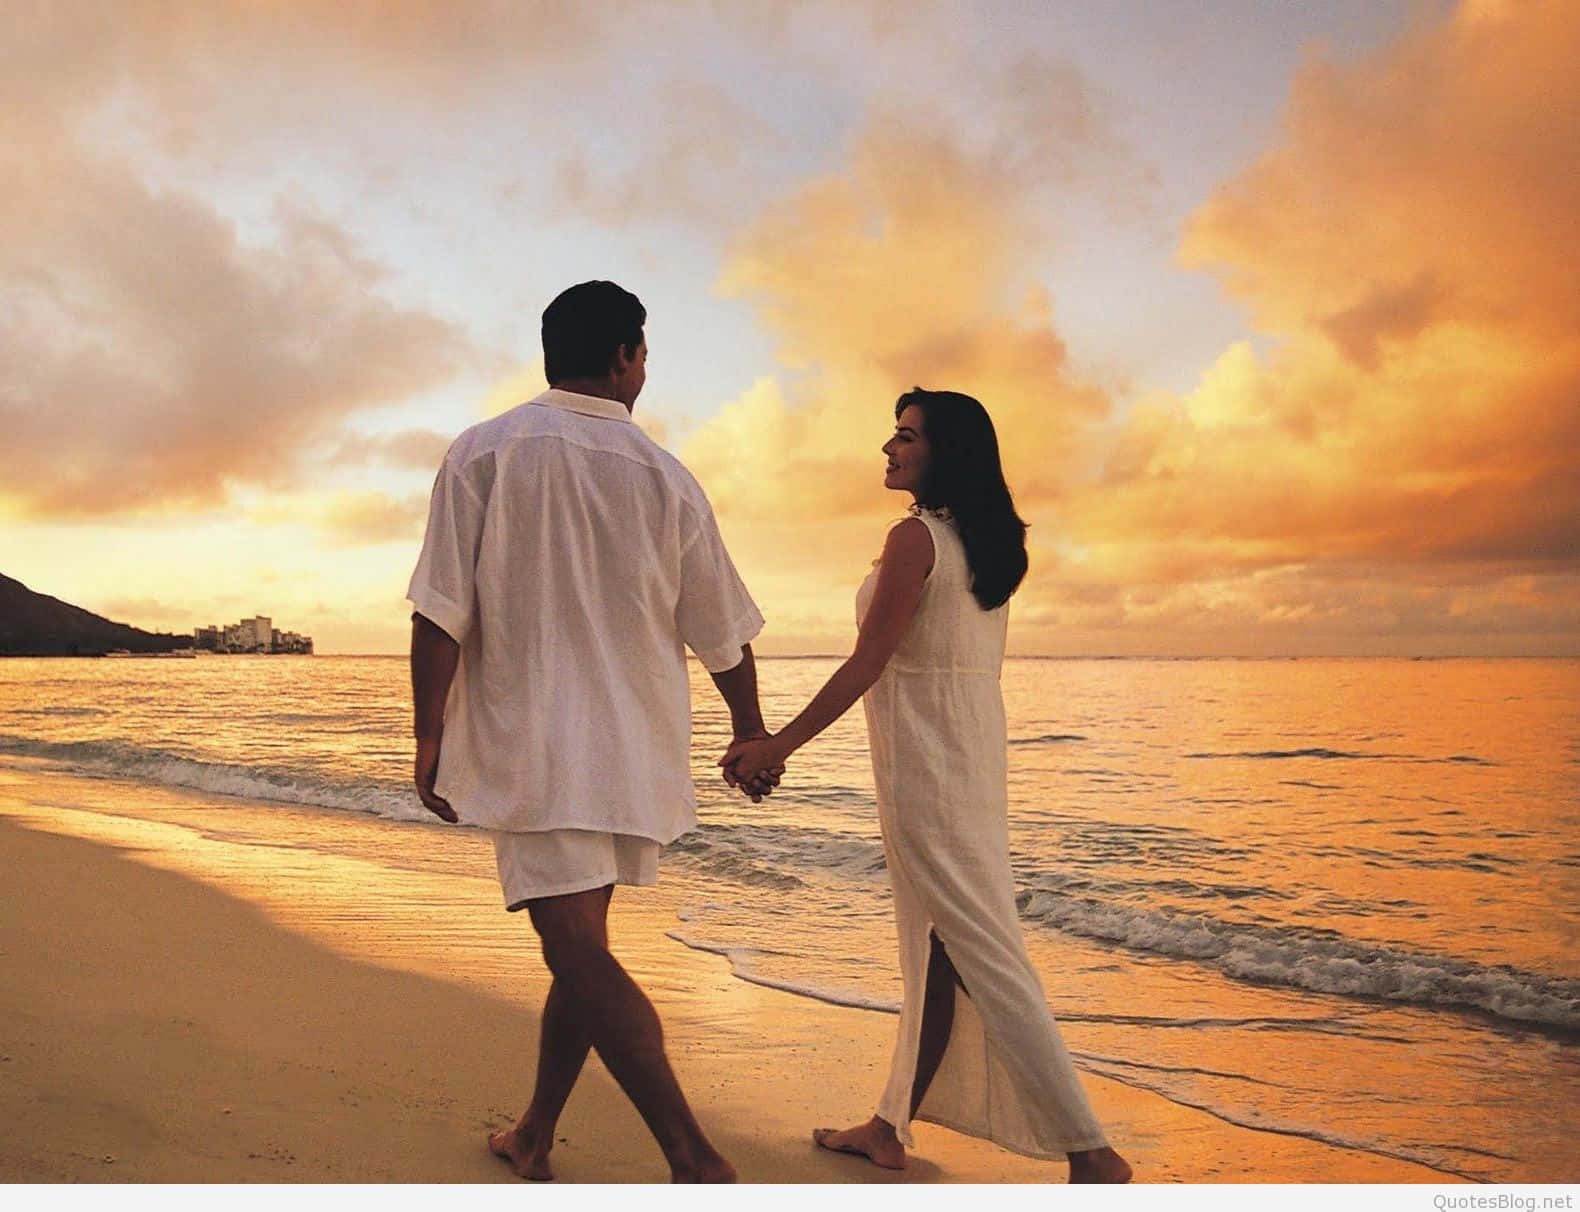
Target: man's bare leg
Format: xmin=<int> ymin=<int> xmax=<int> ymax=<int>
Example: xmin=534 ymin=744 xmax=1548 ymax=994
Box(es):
xmin=814 ymin=932 xmax=960 ymax=1170
xmin=490 ymin=948 xmax=599 ymax=1177
xmin=519 ymin=885 xmax=733 ymax=1183
xmin=491 ymin=891 xmax=608 ymax=1179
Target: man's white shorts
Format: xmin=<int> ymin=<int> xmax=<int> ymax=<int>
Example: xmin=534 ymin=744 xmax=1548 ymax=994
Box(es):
xmin=493 ymin=828 xmax=660 ymax=911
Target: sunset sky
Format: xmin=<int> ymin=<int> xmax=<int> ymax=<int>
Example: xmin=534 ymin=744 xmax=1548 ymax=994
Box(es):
xmin=4 ymin=0 xmax=1576 ymax=656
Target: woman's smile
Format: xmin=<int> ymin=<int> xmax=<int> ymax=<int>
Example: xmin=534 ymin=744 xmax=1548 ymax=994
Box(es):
xmin=882 ymin=403 xmax=931 ymax=495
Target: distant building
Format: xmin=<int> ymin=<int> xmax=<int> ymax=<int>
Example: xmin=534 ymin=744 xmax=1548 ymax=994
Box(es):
xmin=247 ymin=616 xmax=271 ymax=650
xmin=206 ymin=615 xmax=311 ymax=654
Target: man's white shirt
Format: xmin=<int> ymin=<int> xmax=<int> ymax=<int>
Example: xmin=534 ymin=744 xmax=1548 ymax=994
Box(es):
xmin=407 ymin=388 xmax=763 ymax=841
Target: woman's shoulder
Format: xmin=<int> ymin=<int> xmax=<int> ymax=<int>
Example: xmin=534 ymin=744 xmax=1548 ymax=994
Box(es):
xmin=872 ymin=510 xmax=952 ymax=593
xmin=882 ymin=513 xmax=935 ymax=564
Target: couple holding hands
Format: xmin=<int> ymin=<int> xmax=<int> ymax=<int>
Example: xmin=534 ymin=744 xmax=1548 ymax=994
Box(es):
xmin=408 ymin=280 xmax=1130 ymax=1184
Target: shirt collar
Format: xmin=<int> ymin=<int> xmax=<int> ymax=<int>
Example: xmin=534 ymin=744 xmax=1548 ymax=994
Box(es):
xmin=532 ymin=388 xmax=634 ymax=423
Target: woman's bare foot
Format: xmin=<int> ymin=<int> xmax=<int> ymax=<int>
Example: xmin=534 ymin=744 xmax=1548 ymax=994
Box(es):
xmin=1068 ymin=1145 xmax=1132 ymax=1184
xmin=812 ymin=1117 xmax=907 ymax=1170
xmin=488 ymin=1124 xmax=555 ymax=1182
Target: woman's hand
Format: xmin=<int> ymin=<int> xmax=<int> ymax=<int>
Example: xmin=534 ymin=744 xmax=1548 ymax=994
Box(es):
xmin=720 ymin=734 xmax=788 ymax=796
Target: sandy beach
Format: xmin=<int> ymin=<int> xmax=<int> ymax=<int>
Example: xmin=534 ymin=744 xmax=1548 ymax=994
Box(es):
xmin=0 ymin=763 xmax=1455 ymax=1184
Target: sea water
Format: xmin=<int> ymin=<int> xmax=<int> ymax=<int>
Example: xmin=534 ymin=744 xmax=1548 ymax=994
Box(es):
xmin=1 ymin=654 xmax=1575 ymax=1182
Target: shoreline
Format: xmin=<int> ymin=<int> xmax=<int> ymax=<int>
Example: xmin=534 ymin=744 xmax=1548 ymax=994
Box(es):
xmin=0 ymin=763 xmax=1457 ymax=1183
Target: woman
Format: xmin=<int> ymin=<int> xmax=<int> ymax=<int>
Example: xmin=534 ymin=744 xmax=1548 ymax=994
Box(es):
xmin=723 ymin=389 xmax=1131 ymax=1182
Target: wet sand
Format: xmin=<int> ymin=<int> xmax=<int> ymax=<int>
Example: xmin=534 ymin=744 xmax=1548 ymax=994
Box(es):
xmin=0 ymin=765 xmax=1452 ymax=1183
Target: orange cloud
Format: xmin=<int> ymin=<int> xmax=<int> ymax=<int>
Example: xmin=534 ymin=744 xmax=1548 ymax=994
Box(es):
xmin=1183 ymin=0 xmax=1579 ymax=346
xmin=1044 ymin=0 xmax=1580 ymax=650
xmin=703 ymin=122 xmax=1109 ymax=483
xmin=668 ymin=116 xmax=1121 ymax=654
xmin=249 ymin=491 xmax=430 ymax=549
xmin=315 ymin=492 xmax=432 ymax=548
xmin=676 ymin=2 xmax=1578 ymax=654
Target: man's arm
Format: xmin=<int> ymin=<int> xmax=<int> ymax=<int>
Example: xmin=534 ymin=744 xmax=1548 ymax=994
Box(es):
xmin=410 ymin=612 xmax=460 ymax=822
xmin=708 ymin=643 xmax=781 ymax=802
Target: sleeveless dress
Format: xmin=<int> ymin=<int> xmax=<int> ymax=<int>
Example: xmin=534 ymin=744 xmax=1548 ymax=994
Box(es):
xmin=856 ymin=507 xmax=1107 ymax=1158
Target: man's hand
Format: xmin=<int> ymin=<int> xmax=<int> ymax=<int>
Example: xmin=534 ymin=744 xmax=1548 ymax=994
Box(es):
xmin=707 ymin=646 xmax=781 ymax=801
xmin=720 ymin=733 xmax=786 ymax=803
xmin=414 ymin=734 xmax=458 ymax=822
xmin=410 ymin=613 xmax=460 ymax=822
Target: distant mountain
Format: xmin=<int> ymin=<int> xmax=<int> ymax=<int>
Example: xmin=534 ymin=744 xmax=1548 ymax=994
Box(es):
xmin=0 ymin=573 xmax=192 ymax=657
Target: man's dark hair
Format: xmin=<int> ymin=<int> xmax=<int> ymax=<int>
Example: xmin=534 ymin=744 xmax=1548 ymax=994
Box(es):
xmin=542 ymin=280 xmax=646 ymax=383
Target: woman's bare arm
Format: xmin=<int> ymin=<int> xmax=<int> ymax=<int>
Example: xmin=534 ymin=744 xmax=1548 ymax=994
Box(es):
xmin=721 ymin=517 xmax=933 ymax=781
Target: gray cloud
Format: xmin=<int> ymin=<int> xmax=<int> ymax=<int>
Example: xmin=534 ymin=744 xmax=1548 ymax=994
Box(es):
xmin=0 ymin=161 xmax=469 ymax=517
xmin=1321 ymin=275 xmax=1446 ymax=369
xmin=0 ymin=2 xmax=568 ymax=519
xmin=327 ymin=429 xmax=455 ymax=472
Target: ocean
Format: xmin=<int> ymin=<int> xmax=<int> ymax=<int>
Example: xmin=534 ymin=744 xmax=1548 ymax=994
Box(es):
xmin=1 ymin=654 xmax=1575 ymax=1182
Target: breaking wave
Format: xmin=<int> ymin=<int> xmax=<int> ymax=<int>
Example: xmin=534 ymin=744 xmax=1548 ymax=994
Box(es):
xmin=1015 ymin=883 xmax=1579 ymax=1032
xmin=0 ymin=733 xmax=428 ymax=824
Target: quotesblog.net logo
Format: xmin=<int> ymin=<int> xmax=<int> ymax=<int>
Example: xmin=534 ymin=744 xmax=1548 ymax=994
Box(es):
xmin=1433 ymin=1197 xmax=1574 ymax=1212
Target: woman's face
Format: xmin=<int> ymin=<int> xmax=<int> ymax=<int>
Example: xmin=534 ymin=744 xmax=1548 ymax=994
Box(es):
xmin=882 ymin=404 xmax=931 ymax=498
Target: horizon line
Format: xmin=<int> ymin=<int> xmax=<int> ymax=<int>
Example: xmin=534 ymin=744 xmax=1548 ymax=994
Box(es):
xmin=297 ymin=651 xmax=1580 ymax=661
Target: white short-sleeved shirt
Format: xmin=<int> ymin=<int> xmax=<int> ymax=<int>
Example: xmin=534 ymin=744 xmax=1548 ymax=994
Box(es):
xmin=406 ymin=388 xmax=763 ymax=841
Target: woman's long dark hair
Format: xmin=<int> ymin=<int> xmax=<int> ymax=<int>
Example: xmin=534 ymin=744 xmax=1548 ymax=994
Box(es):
xmin=898 ymin=388 xmax=1029 ymax=611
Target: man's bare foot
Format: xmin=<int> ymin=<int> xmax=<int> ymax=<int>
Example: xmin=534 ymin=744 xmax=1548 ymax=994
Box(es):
xmin=1068 ymin=1145 xmax=1132 ymax=1184
xmin=812 ymin=1117 xmax=907 ymax=1171
xmin=488 ymin=1125 xmax=555 ymax=1182
xmin=670 ymin=1150 xmax=737 ymax=1183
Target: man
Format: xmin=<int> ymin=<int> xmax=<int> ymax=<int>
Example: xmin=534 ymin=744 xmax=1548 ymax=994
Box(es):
xmin=407 ymin=280 xmax=774 ymax=1183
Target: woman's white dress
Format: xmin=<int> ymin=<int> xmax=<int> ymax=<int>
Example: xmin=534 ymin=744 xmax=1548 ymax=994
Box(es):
xmin=857 ymin=508 xmax=1107 ymax=1158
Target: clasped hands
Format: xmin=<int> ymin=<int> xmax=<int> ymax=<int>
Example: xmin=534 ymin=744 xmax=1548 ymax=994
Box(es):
xmin=719 ymin=731 xmax=790 ymax=803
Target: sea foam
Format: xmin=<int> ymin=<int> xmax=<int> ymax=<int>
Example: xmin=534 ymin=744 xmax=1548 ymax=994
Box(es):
xmin=0 ymin=732 xmax=429 ymax=824
xmin=1016 ymin=884 xmax=1580 ymax=1031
